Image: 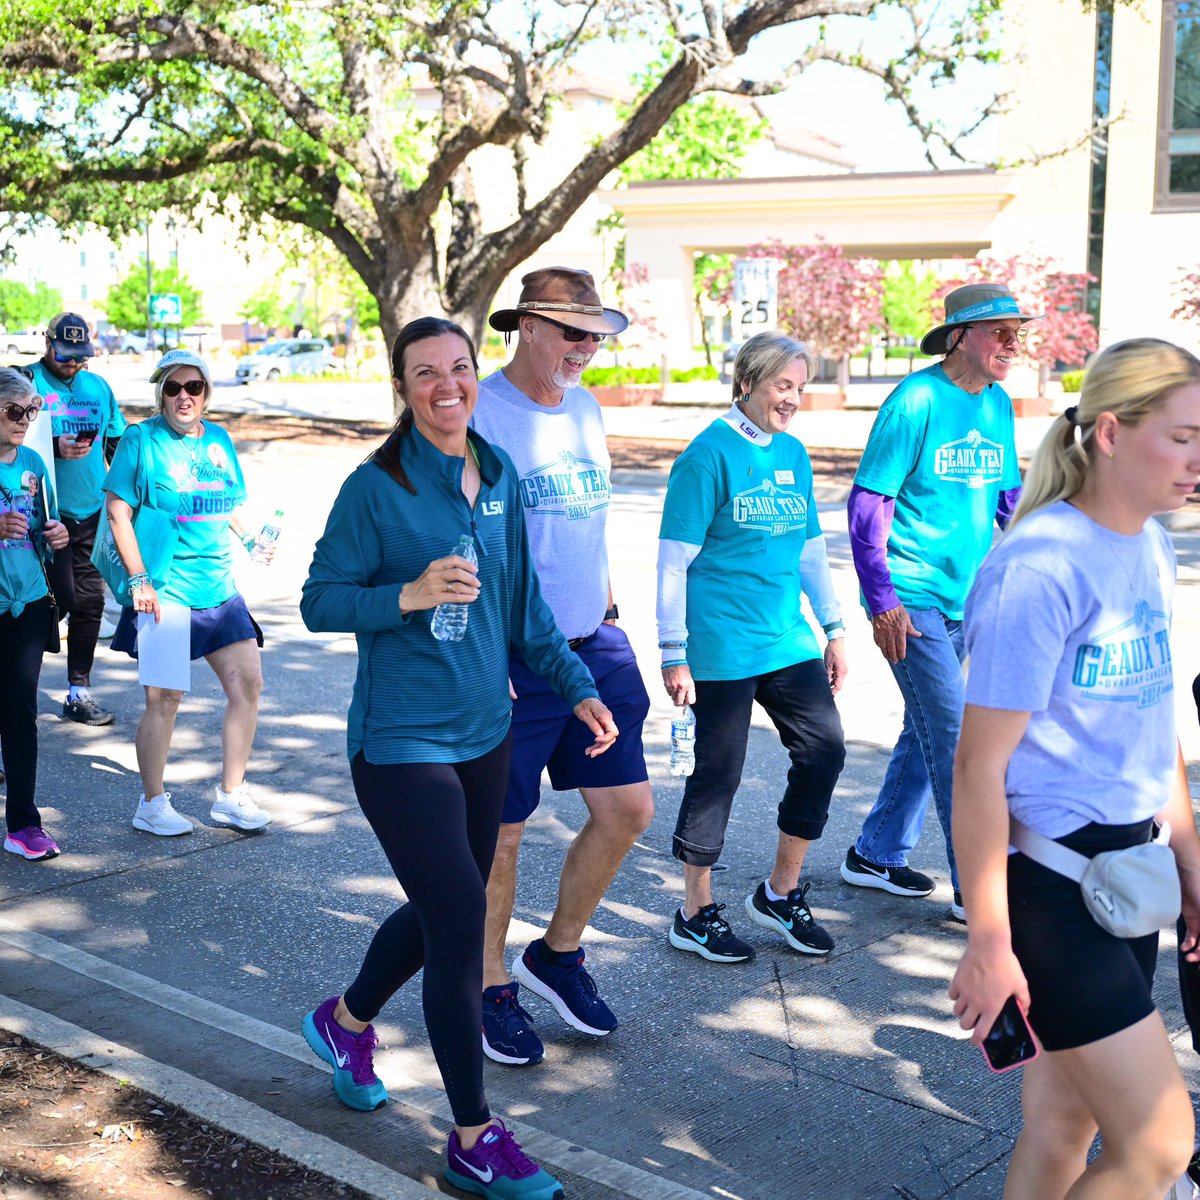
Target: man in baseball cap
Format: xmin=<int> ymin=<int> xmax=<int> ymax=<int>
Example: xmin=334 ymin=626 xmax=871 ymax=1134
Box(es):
xmin=29 ymin=312 xmax=125 ymax=727
xmin=840 ymin=282 xmax=1039 ymax=922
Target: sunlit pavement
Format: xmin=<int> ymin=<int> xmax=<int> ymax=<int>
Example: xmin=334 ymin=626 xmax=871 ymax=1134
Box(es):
xmin=6 ymin=427 xmax=1200 ymax=1200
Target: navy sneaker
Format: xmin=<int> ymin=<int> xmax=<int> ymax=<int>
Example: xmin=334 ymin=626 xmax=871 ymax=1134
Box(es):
xmin=840 ymin=844 xmax=935 ymax=897
xmin=669 ymin=903 xmax=756 ymax=963
xmin=950 ymin=891 xmax=966 ymax=924
xmin=745 ymin=881 xmax=834 ymax=956
xmin=482 ymin=983 xmax=544 ymax=1066
xmin=512 ymin=941 xmax=617 ymax=1037
xmin=446 ymin=1120 xmax=563 ymax=1199
xmin=301 ymin=995 xmax=389 ymax=1111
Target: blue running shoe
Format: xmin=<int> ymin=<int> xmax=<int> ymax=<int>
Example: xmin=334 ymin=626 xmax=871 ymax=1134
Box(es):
xmin=512 ymin=940 xmax=617 ymax=1036
xmin=301 ymin=995 xmax=389 ymax=1111
xmin=482 ymin=983 xmax=544 ymax=1066
xmin=446 ymin=1120 xmax=563 ymax=1199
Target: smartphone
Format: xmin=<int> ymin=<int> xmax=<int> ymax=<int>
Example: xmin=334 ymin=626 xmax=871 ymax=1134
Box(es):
xmin=74 ymin=428 xmax=98 ymax=445
xmin=981 ymin=996 xmax=1040 ymax=1074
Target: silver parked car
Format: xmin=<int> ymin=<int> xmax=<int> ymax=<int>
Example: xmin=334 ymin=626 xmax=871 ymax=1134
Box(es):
xmin=235 ymin=338 xmax=334 ymax=384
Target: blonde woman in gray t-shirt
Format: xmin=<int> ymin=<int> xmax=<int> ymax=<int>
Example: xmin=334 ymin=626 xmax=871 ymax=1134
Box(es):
xmin=950 ymin=339 xmax=1200 ymax=1199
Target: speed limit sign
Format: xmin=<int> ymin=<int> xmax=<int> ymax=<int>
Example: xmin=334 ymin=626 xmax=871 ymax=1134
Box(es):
xmin=733 ymin=258 xmax=779 ymax=341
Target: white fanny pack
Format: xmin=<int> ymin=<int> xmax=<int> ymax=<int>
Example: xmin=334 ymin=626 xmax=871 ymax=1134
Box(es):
xmin=1010 ymin=818 xmax=1180 ymax=940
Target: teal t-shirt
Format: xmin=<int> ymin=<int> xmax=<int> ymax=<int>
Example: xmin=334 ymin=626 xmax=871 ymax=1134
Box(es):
xmin=30 ymin=361 xmax=127 ymax=520
xmin=103 ymin=417 xmax=246 ymax=609
xmin=853 ymin=363 xmax=1021 ymax=619
xmin=0 ymin=445 xmax=58 ymax=617
xmin=660 ymin=418 xmax=822 ymax=680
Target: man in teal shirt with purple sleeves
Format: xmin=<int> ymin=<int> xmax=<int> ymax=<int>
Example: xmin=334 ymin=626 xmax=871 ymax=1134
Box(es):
xmin=840 ymin=284 xmax=1036 ymax=921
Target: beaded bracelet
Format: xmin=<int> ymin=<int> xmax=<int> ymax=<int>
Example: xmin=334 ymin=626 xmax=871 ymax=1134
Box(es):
xmin=658 ymin=641 xmax=687 ymax=650
xmin=128 ymin=573 xmax=151 ymax=591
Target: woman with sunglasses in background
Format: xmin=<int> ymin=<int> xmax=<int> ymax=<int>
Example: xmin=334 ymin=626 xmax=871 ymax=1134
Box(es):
xmin=102 ymin=349 xmax=275 ymax=837
xmin=0 ymin=367 xmax=70 ymax=860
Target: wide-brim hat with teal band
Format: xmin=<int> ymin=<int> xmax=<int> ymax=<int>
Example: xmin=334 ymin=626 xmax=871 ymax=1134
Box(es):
xmin=920 ymin=283 xmax=1043 ymax=357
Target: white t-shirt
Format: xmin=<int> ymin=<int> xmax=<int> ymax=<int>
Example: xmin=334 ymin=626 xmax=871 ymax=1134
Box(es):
xmin=964 ymin=500 xmax=1177 ymax=838
xmin=472 ymin=370 xmax=610 ymax=641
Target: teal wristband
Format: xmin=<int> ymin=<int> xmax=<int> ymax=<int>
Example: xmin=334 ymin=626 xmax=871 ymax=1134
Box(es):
xmin=241 ymin=532 xmax=257 ymax=551
xmin=660 ymin=658 xmax=687 ymax=669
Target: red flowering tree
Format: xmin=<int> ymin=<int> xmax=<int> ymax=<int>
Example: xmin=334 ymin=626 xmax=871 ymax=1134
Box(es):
xmin=743 ymin=240 xmax=884 ymax=389
xmin=1173 ymin=269 xmax=1200 ymax=327
xmin=935 ymin=253 xmax=1097 ymax=397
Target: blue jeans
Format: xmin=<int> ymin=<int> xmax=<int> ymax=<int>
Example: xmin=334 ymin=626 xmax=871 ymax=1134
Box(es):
xmin=855 ymin=607 xmax=965 ymax=889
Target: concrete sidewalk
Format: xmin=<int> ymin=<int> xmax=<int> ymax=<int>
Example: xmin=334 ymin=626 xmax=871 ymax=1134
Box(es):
xmin=5 ymin=433 xmax=1200 ymax=1200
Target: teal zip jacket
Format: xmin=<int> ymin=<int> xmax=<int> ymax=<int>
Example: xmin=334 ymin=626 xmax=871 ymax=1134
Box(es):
xmin=301 ymin=424 xmax=598 ymax=764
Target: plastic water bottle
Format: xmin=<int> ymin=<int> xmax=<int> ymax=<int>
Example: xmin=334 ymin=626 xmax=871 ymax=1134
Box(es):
xmin=251 ymin=509 xmax=284 ymax=563
xmin=670 ymin=704 xmax=696 ymax=777
xmin=4 ymin=493 xmax=33 ymax=546
xmin=431 ymin=535 xmax=477 ymax=643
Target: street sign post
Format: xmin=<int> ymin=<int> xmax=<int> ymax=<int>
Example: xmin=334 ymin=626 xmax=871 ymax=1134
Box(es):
xmin=149 ymin=293 xmax=183 ymax=324
xmin=732 ymin=258 xmax=779 ymax=344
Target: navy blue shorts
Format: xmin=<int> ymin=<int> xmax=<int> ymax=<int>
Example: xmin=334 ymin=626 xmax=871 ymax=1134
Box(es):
xmin=504 ymin=623 xmax=650 ymax=823
xmin=111 ymin=593 xmax=264 ymax=662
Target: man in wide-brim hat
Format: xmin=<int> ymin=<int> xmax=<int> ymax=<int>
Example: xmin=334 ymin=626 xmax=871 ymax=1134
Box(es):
xmin=488 ymin=266 xmax=630 ymax=340
xmin=472 ymin=266 xmax=652 ymax=1067
xmin=839 ymin=282 xmax=1039 ymax=923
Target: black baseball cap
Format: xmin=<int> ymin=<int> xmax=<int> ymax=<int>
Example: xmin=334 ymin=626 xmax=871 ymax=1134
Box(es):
xmin=46 ymin=312 xmax=95 ymax=357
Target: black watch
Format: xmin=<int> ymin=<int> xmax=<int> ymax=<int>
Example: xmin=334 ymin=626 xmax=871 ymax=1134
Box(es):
xmin=604 ymin=604 xmax=619 ymax=621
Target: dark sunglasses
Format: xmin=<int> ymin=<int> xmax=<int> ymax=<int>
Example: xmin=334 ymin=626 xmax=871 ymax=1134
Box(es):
xmin=162 ymin=379 xmax=207 ymax=398
xmin=52 ymin=352 xmax=90 ymax=365
xmin=1 ymin=402 xmax=40 ymax=423
xmin=531 ymin=314 xmax=606 ymax=344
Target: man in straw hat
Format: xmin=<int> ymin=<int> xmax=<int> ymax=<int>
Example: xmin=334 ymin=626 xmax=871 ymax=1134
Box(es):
xmin=471 ymin=267 xmax=653 ymax=1065
xmin=839 ymin=282 xmax=1039 ymax=922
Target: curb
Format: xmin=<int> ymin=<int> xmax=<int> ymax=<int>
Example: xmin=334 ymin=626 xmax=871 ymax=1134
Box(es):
xmin=0 ymin=996 xmax=436 ymax=1199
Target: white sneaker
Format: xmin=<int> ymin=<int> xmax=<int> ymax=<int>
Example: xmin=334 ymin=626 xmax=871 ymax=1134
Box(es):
xmin=210 ymin=784 xmax=272 ymax=831
xmin=132 ymin=792 xmax=194 ymax=836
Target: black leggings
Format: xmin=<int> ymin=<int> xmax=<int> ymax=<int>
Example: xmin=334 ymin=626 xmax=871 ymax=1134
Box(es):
xmin=46 ymin=510 xmax=104 ymax=688
xmin=344 ymin=739 xmax=509 ymax=1128
xmin=0 ymin=597 xmax=49 ymax=832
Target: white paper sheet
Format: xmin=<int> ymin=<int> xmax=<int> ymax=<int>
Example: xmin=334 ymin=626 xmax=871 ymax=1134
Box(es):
xmin=137 ymin=603 xmax=191 ymax=691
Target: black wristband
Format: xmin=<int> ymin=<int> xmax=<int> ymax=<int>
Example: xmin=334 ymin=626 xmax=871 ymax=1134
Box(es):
xmin=604 ymin=604 xmax=619 ymax=621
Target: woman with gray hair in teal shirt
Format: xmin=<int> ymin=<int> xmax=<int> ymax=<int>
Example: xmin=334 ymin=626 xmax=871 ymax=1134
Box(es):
xmin=300 ymin=316 xmax=616 ymax=1200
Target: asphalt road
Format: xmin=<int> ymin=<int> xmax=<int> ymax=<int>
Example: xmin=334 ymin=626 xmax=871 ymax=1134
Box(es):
xmin=5 ymin=430 xmax=1200 ymax=1200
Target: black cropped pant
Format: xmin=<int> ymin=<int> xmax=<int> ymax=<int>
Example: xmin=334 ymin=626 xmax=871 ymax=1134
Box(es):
xmin=673 ymin=658 xmax=845 ymax=867
xmin=46 ymin=510 xmax=105 ymax=687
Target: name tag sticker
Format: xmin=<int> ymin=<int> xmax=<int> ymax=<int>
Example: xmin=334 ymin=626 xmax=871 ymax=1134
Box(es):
xmin=775 ymin=470 xmax=795 ymax=485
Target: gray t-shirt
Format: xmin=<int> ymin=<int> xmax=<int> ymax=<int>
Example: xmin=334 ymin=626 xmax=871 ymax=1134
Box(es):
xmin=473 ymin=369 xmax=611 ymax=640
xmin=964 ymin=500 xmax=1177 ymax=838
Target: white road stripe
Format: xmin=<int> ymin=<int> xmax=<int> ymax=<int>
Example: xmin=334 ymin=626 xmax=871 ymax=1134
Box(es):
xmin=0 ymin=994 xmax=437 ymax=1199
xmin=0 ymin=919 xmax=712 ymax=1200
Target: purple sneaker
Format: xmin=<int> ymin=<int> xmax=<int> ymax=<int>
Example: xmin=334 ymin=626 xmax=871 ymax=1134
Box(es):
xmin=445 ymin=1120 xmax=563 ymax=1199
xmin=4 ymin=826 xmax=60 ymax=861
xmin=301 ymin=996 xmax=389 ymax=1111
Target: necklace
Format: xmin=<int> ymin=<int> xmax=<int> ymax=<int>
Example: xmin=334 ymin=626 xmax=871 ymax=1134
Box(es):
xmin=1105 ymin=530 xmax=1147 ymax=593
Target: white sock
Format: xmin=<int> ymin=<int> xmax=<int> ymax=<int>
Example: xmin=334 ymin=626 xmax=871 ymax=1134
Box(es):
xmin=764 ymin=880 xmax=788 ymax=902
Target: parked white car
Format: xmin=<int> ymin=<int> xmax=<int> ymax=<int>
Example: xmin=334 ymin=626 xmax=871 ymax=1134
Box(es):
xmin=2 ymin=328 xmax=46 ymax=356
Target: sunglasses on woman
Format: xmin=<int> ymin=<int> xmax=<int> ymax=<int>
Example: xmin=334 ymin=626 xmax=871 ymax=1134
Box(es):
xmin=531 ymin=314 xmax=606 ymax=344
xmin=1 ymin=402 xmax=40 ymax=423
xmin=162 ymin=379 xmax=208 ymax=398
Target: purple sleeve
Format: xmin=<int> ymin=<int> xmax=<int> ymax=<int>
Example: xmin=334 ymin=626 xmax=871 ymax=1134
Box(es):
xmin=996 ymin=486 xmax=1022 ymax=531
xmin=847 ymin=484 xmax=900 ymax=616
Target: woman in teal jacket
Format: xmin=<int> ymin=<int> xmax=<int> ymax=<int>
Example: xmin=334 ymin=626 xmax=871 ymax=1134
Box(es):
xmin=300 ymin=316 xmax=616 ymax=1200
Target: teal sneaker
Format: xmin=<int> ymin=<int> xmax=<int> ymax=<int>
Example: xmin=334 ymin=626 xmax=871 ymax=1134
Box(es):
xmin=445 ymin=1120 xmax=563 ymax=1199
xmin=301 ymin=996 xmax=389 ymax=1112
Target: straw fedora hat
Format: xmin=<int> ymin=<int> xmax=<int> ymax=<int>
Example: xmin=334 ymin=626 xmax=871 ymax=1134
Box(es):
xmin=489 ymin=266 xmax=629 ymax=336
xmin=921 ymin=283 xmax=1042 ymax=357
